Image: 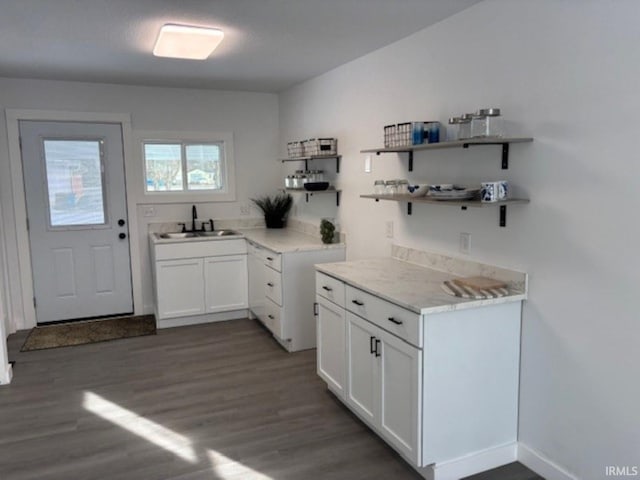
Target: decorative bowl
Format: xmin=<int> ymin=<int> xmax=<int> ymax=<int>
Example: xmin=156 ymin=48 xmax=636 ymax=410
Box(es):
xmin=304 ymin=182 xmax=330 ymax=191
xmin=407 ymin=184 xmax=429 ymax=197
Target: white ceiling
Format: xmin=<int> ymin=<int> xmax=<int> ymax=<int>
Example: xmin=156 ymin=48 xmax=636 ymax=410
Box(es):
xmin=0 ymin=0 xmax=482 ymax=93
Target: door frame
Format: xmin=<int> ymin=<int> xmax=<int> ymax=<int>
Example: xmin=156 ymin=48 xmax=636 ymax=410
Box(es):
xmin=5 ymin=109 xmax=143 ymax=330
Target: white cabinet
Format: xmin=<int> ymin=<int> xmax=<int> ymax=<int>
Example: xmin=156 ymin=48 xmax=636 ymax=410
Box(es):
xmin=345 ymin=311 xmax=422 ymax=464
xmin=316 ymin=296 xmax=347 ymax=398
xmin=156 ymin=258 xmax=205 ymax=318
xmin=248 ymin=242 xmax=345 ymax=352
xmin=150 ymin=238 xmax=248 ymax=326
xmin=204 ymin=254 xmax=248 ymax=313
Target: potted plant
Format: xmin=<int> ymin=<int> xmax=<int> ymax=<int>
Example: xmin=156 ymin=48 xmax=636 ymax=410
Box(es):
xmin=320 ymin=218 xmax=336 ymax=244
xmin=251 ymin=193 xmax=293 ymax=229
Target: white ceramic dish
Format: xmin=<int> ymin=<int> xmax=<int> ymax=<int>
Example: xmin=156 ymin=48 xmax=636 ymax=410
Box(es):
xmin=407 ymin=184 xmax=429 ymax=197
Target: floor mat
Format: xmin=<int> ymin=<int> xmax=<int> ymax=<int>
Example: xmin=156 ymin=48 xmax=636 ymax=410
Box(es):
xmin=21 ymin=315 xmax=156 ymax=351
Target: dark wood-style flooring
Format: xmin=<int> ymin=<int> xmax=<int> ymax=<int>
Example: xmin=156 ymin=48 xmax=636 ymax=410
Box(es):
xmin=1 ymin=319 xmax=542 ymax=480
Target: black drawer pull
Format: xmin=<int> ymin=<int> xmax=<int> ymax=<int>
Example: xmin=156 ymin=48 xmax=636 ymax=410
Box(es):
xmin=387 ymin=317 xmax=403 ymax=325
xmin=375 ymin=339 xmax=381 ymax=357
xmin=352 ymin=299 xmax=364 ymax=306
xmin=322 ymin=286 xmax=333 ymax=292
xmin=268 ymin=314 xmax=275 ymax=320
xmin=370 ymin=336 xmax=376 ymax=354
xmin=267 ymin=282 xmax=274 ymax=287
xmin=266 ymin=256 xmax=274 ymax=261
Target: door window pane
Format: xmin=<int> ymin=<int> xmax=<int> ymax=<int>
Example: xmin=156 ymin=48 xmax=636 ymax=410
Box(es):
xmin=186 ymin=144 xmax=222 ymax=191
xmin=44 ymin=140 xmax=106 ymax=227
xmin=144 ymin=143 xmax=183 ymax=191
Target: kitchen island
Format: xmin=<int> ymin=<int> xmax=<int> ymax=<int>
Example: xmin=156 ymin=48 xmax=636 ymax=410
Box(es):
xmin=315 ymin=246 xmax=526 ymax=480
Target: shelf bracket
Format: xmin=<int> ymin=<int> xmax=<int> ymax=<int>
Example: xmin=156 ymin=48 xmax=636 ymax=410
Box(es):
xmin=501 ymin=143 xmax=509 ymax=169
xmin=336 ymin=156 xmax=340 ymax=173
xmin=500 ymin=205 xmax=507 ymax=227
xmin=408 ymin=151 xmax=413 ymax=172
xmin=305 ymin=193 xmax=309 ymax=203
xmin=304 ymin=159 xmax=309 ymax=171
xmin=336 ymin=191 xmax=340 ymax=207
xmin=407 ymin=202 xmax=412 ymax=215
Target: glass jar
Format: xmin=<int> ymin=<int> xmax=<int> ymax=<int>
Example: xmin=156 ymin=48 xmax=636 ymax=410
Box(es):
xmin=459 ymin=113 xmax=473 ymax=139
xmin=374 ymin=179 xmax=385 ymax=195
xmin=472 ymin=108 xmax=504 ymax=137
xmin=397 ymin=179 xmax=409 ymax=195
xmin=385 ymin=180 xmax=398 ymax=195
xmin=447 ymin=117 xmax=461 ymax=141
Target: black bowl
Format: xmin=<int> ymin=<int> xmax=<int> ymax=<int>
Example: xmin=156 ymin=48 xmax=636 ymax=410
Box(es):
xmin=304 ymin=182 xmax=330 ymax=191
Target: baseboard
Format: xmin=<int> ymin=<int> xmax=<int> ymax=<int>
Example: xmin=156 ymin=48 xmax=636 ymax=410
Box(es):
xmin=419 ymin=443 xmax=518 ymax=480
xmin=157 ymin=310 xmax=248 ymax=329
xmin=0 ymin=362 xmax=13 ymax=385
xmin=518 ymin=443 xmax=578 ymax=480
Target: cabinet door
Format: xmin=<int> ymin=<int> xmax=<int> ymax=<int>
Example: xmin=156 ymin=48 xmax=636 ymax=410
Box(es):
xmin=378 ymin=328 xmax=422 ymax=466
xmin=247 ymin=251 xmax=265 ymax=320
xmin=156 ymin=259 xmax=205 ymax=319
xmin=204 ymin=255 xmax=248 ymax=313
xmin=346 ymin=312 xmax=377 ymax=425
xmin=316 ymin=296 xmax=346 ymax=398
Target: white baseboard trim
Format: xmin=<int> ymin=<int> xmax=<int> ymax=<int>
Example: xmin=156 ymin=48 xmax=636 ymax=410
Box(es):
xmin=156 ymin=310 xmax=248 ymax=329
xmin=420 ymin=443 xmax=518 ymax=480
xmin=0 ymin=363 xmax=13 ymax=385
xmin=518 ymin=443 xmax=578 ymax=480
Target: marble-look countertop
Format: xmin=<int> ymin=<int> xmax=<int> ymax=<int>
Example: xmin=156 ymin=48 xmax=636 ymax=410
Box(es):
xmin=239 ymin=228 xmax=345 ymax=254
xmin=316 ymin=258 xmax=526 ymax=315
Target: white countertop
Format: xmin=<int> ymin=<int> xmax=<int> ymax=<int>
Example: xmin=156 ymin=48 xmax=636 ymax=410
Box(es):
xmin=316 ymin=257 xmax=526 ymax=315
xmin=238 ymin=228 xmax=345 ymax=254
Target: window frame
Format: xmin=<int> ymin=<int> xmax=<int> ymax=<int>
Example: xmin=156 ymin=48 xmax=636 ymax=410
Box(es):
xmin=136 ymin=130 xmax=236 ymax=203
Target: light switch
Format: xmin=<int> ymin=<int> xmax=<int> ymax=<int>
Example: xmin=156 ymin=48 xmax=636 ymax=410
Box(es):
xmin=365 ymin=155 xmax=372 ymax=173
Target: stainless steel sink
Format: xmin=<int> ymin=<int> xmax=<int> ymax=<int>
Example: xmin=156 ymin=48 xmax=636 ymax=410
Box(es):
xmin=197 ymin=230 xmax=240 ymax=237
xmin=159 ymin=232 xmax=199 ymax=239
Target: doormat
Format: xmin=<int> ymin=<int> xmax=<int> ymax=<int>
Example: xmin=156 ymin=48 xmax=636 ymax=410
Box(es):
xmin=21 ymin=315 xmax=156 ymax=352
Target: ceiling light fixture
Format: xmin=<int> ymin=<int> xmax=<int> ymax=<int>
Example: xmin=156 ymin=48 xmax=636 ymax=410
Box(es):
xmin=153 ymin=24 xmax=224 ymax=60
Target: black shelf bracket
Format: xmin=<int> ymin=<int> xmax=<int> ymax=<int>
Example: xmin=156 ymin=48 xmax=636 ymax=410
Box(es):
xmin=500 ymin=205 xmax=507 ymax=227
xmin=305 ymin=193 xmax=309 ymax=203
xmin=336 ymin=191 xmax=340 ymax=207
xmin=501 ymin=143 xmax=509 ymax=169
xmin=408 ymin=151 xmax=413 ymax=172
xmin=407 ymin=202 xmax=412 ymax=215
xmin=336 ymin=157 xmax=340 ymax=173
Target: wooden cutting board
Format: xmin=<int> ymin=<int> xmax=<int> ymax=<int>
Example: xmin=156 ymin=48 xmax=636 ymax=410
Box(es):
xmin=453 ymin=276 xmax=507 ymax=290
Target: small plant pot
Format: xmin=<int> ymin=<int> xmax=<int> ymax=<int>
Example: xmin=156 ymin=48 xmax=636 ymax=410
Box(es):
xmin=265 ymin=215 xmax=286 ymax=229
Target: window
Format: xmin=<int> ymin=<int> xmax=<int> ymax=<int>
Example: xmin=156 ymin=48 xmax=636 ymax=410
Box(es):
xmin=138 ymin=131 xmax=235 ymax=202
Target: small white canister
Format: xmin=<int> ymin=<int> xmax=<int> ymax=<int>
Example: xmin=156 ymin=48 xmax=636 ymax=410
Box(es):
xmin=481 ymin=181 xmax=509 ymax=202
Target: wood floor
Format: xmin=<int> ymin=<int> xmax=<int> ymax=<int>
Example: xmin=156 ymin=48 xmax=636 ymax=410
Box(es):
xmin=1 ymin=319 xmax=543 ymax=480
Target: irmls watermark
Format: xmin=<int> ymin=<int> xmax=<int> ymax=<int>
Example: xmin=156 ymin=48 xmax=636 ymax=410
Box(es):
xmin=606 ymin=466 xmax=639 ymax=477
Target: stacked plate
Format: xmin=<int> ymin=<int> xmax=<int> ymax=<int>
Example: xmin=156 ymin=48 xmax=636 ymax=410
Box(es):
xmin=427 ymin=184 xmax=480 ymax=201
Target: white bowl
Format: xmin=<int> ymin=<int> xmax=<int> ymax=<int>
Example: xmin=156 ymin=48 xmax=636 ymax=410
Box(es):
xmin=407 ymin=184 xmax=429 ymax=197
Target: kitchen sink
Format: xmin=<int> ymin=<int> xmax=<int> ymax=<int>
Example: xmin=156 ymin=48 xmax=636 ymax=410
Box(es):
xmin=197 ymin=230 xmax=240 ymax=237
xmin=159 ymin=232 xmax=199 ymax=239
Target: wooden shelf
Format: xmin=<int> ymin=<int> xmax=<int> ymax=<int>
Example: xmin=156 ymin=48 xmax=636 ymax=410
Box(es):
xmin=360 ymin=194 xmax=530 ymax=226
xmin=360 ymin=137 xmax=533 ymax=171
xmin=280 ymin=154 xmax=341 ymax=172
xmin=285 ymin=188 xmax=341 ymax=206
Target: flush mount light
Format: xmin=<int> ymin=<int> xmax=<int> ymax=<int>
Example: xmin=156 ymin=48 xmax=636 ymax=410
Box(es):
xmin=153 ymin=24 xmax=224 ymax=60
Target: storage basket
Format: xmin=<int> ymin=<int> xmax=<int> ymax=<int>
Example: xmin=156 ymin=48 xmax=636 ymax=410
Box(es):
xmin=303 ymin=138 xmax=337 ymax=157
xmin=287 ymin=141 xmax=305 ymax=158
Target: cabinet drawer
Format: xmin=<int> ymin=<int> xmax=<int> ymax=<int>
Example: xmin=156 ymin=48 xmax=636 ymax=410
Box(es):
xmin=316 ymin=272 xmax=346 ymax=308
xmin=261 ymin=249 xmax=282 ymax=272
xmin=265 ymin=266 xmax=283 ymax=306
xmin=264 ymin=298 xmax=285 ymax=339
xmin=346 ymin=285 xmax=422 ymax=348
xmin=155 ymin=239 xmax=246 ymax=260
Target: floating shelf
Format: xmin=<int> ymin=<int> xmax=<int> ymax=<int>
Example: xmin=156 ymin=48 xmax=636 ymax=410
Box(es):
xmin=360 ymin=137 xmax=533 ymax=171
xmin=360 ymin=194 xmax=530 ymax=227
xmin=280 ymin=154 xmax=342 ymax=172
xmin=285 ymin=188 xmax=342 ymax=206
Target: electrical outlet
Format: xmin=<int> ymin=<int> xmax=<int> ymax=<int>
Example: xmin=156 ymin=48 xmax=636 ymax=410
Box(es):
xmin=460 ymin=232 xmax=471 ymax=254
xmin=385 ymin=221 xmax=394 ymax=239
xmin=239 ymin=204 xmax=251 ymax=216
xmin=142 ymin=206 xmax=156 ymax=218
xmin=364 ymin=155 xmax=372 ymax=173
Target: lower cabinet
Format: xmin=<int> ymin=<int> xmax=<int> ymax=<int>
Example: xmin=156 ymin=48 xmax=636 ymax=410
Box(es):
xmin=346 ymin=311 xmax=422 ymax=465
xmin=156 ymin=258 xmax=206 ymax=318
xmin=316 ymin=296 xmax=347 ymax=397
xmin=204 ymin=254 xmax=248 ymax=313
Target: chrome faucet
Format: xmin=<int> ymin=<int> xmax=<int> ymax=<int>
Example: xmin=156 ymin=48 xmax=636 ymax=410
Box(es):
xmin=191 ymin=205 xmax=197 ymax=232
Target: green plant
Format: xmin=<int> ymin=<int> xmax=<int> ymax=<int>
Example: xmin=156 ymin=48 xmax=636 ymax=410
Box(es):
xmin=320 ymin=219 xmax=336 ymax=244
xmin=251 ymin=193 xmax=293 ymax=228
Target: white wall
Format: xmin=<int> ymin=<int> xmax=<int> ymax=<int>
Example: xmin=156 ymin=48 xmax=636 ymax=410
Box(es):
xmin=0 ymin=78 xmax=280 ymax=331
xmin=279 ymin=1 xmax=640 ymax=478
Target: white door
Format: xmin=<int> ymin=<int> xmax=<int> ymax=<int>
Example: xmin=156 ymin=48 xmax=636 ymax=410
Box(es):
xmin=316 ymin=296 xmax=347 ymax=397
xmin=378 ymin=328 xmax=422 ymax=466
xmin=156 ymin=259 xmax=205 ymax=319
xmin=204 ymin=254 xmax=248 ymax=313
xmin=20 ymin=121 xmax=133 ymax=324
xmin=346 ymin=312 xmax=377 ymax=424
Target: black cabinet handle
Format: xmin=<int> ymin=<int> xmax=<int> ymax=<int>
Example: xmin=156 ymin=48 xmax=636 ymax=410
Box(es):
xmin=322 ymin=286 xmax=333 ymax=292
xmin=267 ymin=282 xmax=274 ymax=287
xmin=375 ymin=339 xmax=381 ymax=357
xmin=268 ymin=314 xmax=275 ymax=320
xmin=352 ymin=299 xmax=364 ymax=306
xmin=387 ymin=317 xmax=403 ymax=325
xmin=266 ymin=256 xmax=274 ymax=261
xmin=370 ymin=336 xmax=376 ymax=354
xmin=118 ymin=232 xmax=127 ymax=239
